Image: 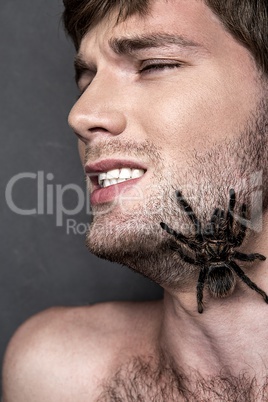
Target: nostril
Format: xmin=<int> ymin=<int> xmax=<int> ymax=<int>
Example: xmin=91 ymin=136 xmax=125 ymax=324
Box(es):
xmin=74 ymin=131 xmax=87 ymax=143
xmin=90 ymin=127 xmax=109 ymax=134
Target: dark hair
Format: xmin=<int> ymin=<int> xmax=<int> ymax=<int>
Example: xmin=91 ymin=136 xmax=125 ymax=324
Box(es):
xmin=62 ymin=0 xmax=268 ymax=75
xmin=62 ymin=0 xmax=149 ymax=49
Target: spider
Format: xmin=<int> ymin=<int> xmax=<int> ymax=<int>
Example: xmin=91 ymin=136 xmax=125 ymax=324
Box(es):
xmin=160 ymin=189 xmax=268 ymax=313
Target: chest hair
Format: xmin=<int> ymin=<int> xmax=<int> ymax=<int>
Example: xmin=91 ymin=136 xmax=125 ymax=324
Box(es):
xmin=96 ymin=355 xmax=268 ymax=402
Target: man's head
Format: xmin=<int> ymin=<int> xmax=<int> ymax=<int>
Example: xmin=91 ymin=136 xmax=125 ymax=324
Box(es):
xmin=64 ymin=0 xmax=268 ymax=290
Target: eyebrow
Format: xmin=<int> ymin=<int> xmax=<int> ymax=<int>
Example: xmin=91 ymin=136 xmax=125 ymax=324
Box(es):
xmin=74 ymin=32 xmax=207 ymax=84
xmin=108 ymin=33 xmax=206 ymax=55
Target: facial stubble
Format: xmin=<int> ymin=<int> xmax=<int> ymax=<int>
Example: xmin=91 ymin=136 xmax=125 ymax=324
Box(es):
xmin=85 ymin=97 xmax=268 ymax=290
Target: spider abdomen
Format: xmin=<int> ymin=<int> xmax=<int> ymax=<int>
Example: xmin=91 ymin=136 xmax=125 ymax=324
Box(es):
xmin=208 ymin=265 xmax=236 ymax=298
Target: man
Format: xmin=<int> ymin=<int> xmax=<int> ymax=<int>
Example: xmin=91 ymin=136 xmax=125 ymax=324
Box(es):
xmin=2 ymin=0 xmax=268 ymax=400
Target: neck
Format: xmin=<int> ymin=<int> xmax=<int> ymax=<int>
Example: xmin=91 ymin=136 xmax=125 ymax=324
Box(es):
xmin=160 ymin=278 xmax=268 ymax=379
xmin=158 ymin=213 xmax=268 ymax=379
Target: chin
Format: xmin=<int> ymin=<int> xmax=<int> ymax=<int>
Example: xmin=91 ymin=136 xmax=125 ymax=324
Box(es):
xmin=86 ymin=212 xmax=164 ymax=256
xmin=85 ymin=213 xmax=199 ymax=289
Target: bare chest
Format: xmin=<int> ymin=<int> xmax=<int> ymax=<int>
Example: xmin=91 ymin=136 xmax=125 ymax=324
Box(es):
xmin=95 ymin=356 xmax=268 ymax=402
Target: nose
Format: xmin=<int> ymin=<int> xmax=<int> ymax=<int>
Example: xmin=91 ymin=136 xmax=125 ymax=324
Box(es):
xmin=68 ymin=79 xmax=127 ymax=143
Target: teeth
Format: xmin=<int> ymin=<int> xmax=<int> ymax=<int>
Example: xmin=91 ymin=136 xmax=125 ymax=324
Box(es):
xmin=101 ymin=178 xmax=128 ymax=188
xmin=106 ymin=169 xmax=120 ymax=179
xmin=132 ymin=169 xmax=144 ymax=179
xmin=99 ymin=172 xmax=107 ymax=181
xmin=97 ymin=168 xmax=145 ymax=188
xmin=119 ymin=168 xmax=132 ymax=179
xmin=104 ymin=179 xmax=111 ymax=188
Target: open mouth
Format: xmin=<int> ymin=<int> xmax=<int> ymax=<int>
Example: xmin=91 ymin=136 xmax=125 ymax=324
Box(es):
xmin=97 ymin=168 xmax=145 ymax=188
xmin=85 ymin=160 xmax=148 ymax=205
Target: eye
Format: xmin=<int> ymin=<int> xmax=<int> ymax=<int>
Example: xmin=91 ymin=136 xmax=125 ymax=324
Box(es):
xmin=76 ymin=71 xmax=96 ymax=98
xmin=139 ymin=60 xmax=183 ymax=74
xmin=76 ymin=78 xmax=94 ymax=100
xmin=76 ymin=85 xmax=89 ymax=100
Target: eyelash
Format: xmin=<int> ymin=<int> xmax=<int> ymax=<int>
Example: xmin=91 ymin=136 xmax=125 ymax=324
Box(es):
xmin=139 ymin=62 xmax=183 ymax=74
xmin=77 ymin=62 xmax=183 ymax=97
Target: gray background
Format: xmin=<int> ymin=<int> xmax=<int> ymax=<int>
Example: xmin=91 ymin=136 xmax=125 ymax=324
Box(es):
xmin=0 ymin=0 xmax=162 ymax=390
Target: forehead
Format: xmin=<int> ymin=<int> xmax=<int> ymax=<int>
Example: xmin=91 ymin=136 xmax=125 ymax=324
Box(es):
xmin=79 ymin=0 xmax=228 ymax=54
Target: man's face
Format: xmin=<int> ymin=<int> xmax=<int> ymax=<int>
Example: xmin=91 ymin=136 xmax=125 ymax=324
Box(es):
xmin=68 ymin=0 xmax=267 ymax=287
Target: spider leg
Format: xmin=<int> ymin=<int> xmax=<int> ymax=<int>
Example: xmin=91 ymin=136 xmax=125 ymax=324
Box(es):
xmin=176 ymin=191 xmax=203 ymax=241
xmin=233 ymin=203 xmax=247 ymax=247
xmin=229 ymin=261 xmax=268 ymax=303
xmin=226 ymin=189 xmax=236 ymax=242
xmin=169 ymin=245 xmax=199 ymax=265
xmin=196 ymin=266 xmax=209 ymax=314
xmin=207 ymin=208 xmax=224 ymax=239
xmin=160 ymin=222 xmax=197 ymax=250
xmin=233 ymin=251 xmax=266 ymax=262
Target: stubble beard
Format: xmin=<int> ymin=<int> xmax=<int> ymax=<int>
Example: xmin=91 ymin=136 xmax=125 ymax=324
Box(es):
xmin=85 ymin=97 xmax=268 ymax=290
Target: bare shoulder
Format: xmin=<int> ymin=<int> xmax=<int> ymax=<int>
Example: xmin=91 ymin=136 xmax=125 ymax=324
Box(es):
xmin=2 ymin=300 xmax=163 ymax=402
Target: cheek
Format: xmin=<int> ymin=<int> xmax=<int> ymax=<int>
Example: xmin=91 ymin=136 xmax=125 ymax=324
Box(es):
xmin=138 ymin=92 xmax=214 ymax=157
xmin=139 ymin=80 xmax=246 ymax=155
xmin=78 ymin=140 xmax=86 ymax=164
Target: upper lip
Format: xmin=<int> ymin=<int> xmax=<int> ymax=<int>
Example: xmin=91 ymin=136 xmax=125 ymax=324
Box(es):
xmin=85 ymin=159 xmax=147 ymax=175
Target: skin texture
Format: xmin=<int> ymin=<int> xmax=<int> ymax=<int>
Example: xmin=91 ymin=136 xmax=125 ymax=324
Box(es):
xmin=71 ymin=0 xmax=268 ymax=288
xmin=2 ymin=0 xmax=268 ymax=400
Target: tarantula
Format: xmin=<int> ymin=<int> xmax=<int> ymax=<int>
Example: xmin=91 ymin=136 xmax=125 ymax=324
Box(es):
xmin=160 ymin=189 xmax=268 ymax=313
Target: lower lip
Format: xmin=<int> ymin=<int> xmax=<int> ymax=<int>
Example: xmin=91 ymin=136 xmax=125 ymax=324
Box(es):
xmin=90 ymin=176 xmax=144 ymax=206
